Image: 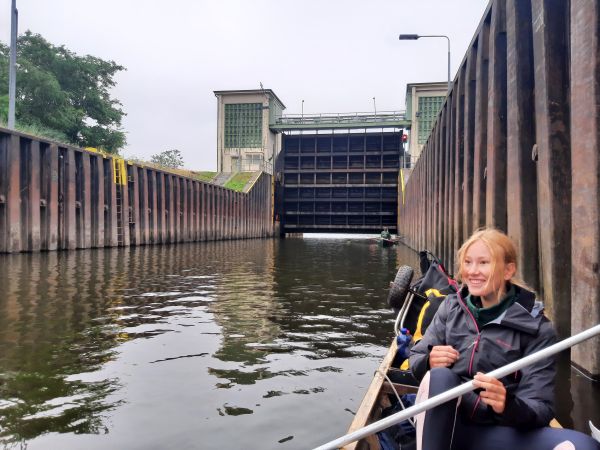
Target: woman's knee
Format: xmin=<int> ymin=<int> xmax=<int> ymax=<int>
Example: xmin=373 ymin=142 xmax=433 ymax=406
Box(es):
xmin=545 ymin=429 xmax=600 ymax=450
xmin=552 ymin=438 xmax=599 ymax=450
xmin=553 ymin=441 xmax=575 ymax=450
xmin=428 ymin=367 xmax=461 ymax=394
xmin=559 ymin=433 xmax=600 ymax=450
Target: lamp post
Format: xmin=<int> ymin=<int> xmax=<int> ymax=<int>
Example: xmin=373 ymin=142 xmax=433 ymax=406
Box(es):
xmin=301 ymin=99 xmax=304 ymax=121
xmin=8 ymin=0 xmax=18 ymax=129
xmin=372 ymin=97 xmax=377 ymax=116
xmin=398 ymin=34 xmax=451 ymax=93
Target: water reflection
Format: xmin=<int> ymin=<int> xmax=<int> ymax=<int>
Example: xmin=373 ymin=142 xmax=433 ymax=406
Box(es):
xmin=210 ymin=239 xmax=281 ymax=367
xmin=0 ymin=256 xmax=121 ymax=443
xmin=0 ymin=238 xmax=597 ymax=449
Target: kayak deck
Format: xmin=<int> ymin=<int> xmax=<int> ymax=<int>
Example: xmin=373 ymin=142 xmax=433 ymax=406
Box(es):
xmin=342 ymin=340 xmax=417 ymax=450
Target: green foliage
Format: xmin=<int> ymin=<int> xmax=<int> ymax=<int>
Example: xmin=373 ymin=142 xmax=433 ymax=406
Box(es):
xmin=125 ymin=155 xmax=147 ymax=165
xmin=0 ymin=31 xmax=126 ymax=152
xmin=14 ymin=122 xmax=73 ymax=144
xmin=150 ymin=149 xmax=184 ymax=169
xmin=0 ymin=94 xmax=7 ymax=123
xmin=195 ymin=171 xmax=217 ymax=183
xmin=224 ymin=172 xmax=254 ymax=192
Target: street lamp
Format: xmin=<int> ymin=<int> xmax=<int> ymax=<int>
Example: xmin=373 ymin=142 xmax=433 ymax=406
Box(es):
xmin=372 ymin=97 xmax=377 ymax=115
xmin=398 ymin=34 xmax=451 ymax=93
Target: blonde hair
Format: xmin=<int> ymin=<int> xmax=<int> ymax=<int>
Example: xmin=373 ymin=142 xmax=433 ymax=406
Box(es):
xmin=456 ymin=228 xmax=527 ymax=299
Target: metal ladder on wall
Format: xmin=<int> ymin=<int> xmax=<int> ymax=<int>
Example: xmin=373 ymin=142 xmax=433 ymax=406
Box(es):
xmin=113 ymin=158 xmax=127 ymax=246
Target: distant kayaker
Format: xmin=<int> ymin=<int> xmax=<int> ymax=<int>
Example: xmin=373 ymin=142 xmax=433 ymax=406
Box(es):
xmin=409 ymin=228 xmax=600 ymax=450
xmin=380 ymin=228 xmax=391 ymax=240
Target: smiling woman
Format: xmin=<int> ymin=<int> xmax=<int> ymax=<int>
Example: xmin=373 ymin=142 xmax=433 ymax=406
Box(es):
xmin=409 ymin=228 xmax=600 ymax=450
xmin=458 ymin=230 xmax=518 ymax=307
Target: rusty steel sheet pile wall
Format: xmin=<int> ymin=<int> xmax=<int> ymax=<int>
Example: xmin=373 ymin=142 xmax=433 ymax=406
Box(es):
xmin=398 ymin=0 xmax=600 ymax=378
xmin=0 ymin=127 xmax=274 ymax=254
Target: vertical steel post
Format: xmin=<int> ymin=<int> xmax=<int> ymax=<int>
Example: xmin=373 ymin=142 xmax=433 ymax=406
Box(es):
xmin=447 ymin=37 xmax=451 ymax=92
xmin=7 ymin=0 xmax=18 ymax=129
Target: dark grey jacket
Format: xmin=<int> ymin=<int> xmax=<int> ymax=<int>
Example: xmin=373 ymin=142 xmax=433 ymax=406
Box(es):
xmin=409 ymin=284 xmax=557 ymax=429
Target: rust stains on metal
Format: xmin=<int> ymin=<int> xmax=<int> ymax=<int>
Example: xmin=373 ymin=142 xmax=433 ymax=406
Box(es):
xmin=0 ymin=128 xmax=275 ymax=256
xmin=398 ymin=0 xmax=599 ymax=378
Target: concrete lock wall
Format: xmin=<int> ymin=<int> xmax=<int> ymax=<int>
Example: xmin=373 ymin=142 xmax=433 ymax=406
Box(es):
xmin=398 ymin=0 xmax=600 ymax=378
xmin=0 ymin=127 xmax=275 ymax=254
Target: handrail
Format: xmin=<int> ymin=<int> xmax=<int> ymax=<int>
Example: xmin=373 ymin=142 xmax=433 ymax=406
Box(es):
xmin=275 ymin=111 xmax=407 ymax=125
xmin=281 ymin=110 xmax=405 ymax=118
xmin=312 ymin=323 xmax=600 ymax=450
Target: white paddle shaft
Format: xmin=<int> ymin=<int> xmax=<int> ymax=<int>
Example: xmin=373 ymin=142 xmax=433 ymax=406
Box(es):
xmin=313 ymin=323 xmax=600 ymax=450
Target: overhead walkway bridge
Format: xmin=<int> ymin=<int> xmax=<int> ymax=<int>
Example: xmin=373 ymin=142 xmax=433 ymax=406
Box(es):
xmin=270 ymin=111 xmax=410 ymax=131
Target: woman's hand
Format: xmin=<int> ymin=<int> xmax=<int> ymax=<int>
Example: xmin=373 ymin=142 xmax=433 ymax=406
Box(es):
xmin=473 ymin=372 xmax=506 ymax=414
xmin=429 ymin=345 xmax=459 ymax=368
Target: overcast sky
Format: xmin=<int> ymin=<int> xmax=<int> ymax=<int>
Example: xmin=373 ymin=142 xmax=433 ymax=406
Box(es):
xmin=1 ymin=0 xmax=488 ymax=171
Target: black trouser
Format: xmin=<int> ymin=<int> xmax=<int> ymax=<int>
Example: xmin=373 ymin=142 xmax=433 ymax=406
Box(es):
xmin=416 ymin=368 xmax=600 ymax=450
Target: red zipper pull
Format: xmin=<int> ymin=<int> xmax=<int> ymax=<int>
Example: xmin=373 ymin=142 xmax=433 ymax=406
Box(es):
xmin=468 ymin=333 xmax=481 ymax=375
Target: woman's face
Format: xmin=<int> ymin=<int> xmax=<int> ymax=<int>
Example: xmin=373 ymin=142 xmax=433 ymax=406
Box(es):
xmin=462 ymin=240 xmax=515 ymax=305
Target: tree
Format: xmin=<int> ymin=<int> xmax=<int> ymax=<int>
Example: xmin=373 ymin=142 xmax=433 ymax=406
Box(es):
xmin=150 ymin=149 xmax=184 ymax=168
xmin=0 ymin=94 xmax=7 ymax=123
xmin=0 ymin=31 xmax=126 ymax=152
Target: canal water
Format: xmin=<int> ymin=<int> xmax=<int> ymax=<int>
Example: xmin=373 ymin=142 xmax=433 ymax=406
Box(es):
xmin=0 ymin=237 xmax=598 ymax=449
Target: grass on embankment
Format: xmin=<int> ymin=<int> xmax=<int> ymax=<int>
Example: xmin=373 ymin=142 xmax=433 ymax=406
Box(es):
xmin=194 ymin=171 xmax=218 ymax=183
xmin=224 ymin=172 xmax=254 ymax=192
xmin=1 ymin=121 xmax=77 ymax=147
xmin=1 ymin=121 xmax=222 ymax=184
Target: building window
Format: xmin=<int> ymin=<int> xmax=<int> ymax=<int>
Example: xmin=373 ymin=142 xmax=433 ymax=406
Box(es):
xmin=241 ymin=153 xmax=263 ymax=171
xmin=248 ymin=153 xmax=263 ymax=165
xmin=224 ymin=103 xmax=263 ymax=148
xmin=417 ymin=96 xmax=445 ymax=145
